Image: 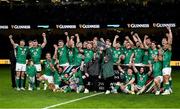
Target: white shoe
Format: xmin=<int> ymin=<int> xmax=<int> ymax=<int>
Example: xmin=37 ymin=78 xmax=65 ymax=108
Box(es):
xmin=105 ymin=90 xmax=110 ymax=94
xmin=20 ymin=87 xmax=25 ymax=91
xmin=169 ymin=88 xmax=173 ymax=93
xmin=37 ymin=87 xmax=41 ymax=90
xmin=44 ymin=84 xmax=47 ymax=90
xmin=16 ymin=87 xmax=20 ymax=91
xmin=76 ymin=90 xmax=80 ymax=93
xmin=130 ymin=91 xmax=135 ymax=95
xmin=111 ymin=89 xmax=118 ymax=94
xmin=162 ymin=90 xmax=170 ymax=95
xmin=155 ymin=91 xmax=160 ymax=95
xmin=84 ymin=89 xmax=89 ymax=93
xmin=28 ymin=87 xmax=33 ymax=91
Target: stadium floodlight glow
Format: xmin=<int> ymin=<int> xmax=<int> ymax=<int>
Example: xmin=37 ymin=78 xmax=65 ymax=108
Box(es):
xmin=107 ymin=24 xmax=120 ymax=28
xmin=51 ymin=0 xmax=61 ymax=3
xmin=37 ymin=25 xmax=49 ymax=29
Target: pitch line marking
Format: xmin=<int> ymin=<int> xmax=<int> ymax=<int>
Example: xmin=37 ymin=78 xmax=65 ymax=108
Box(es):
xmin=42 ymin=92 xmax=104 ymax=109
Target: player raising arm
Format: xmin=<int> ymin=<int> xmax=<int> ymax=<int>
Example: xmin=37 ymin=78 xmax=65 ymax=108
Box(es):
xmin=53 ymin=32 xmax=69 ymax=66
xmin=132 ymin=32 xmax=145 ymax=64
xmin=132 ymin=63 xmax=152 ymax=95
xmin=117 ymin=65 xmax=135 ymax=94
xmin=9 ymin=35 xmax=28 ymax=91
xmin=161 ymin=27 xmax=173 ymax=95
xmin=29 ymin=33 xmax=47 ymax=90
xmin=112 ymin=35 xmax=123 ymax=64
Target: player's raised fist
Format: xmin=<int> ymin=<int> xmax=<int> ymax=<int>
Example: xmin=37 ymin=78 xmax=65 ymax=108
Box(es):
xmin=144 ymin=35 xmax=148 ymax=38
xmin=71 ymin=36 xmax=74 ymax=39
xmin=115 ymin=35 xmax=119 ymax=38
xmin=157 ymin=44 xmax=161 ymax=48
xmin=64 ymin=32 xmax=68 ymax=36
xmin=125 ymin=36 xmax=129 ymax=40
xmin=42 ymin=33 xmax=46 ymax=37
xmin=130 ymin=31 xmax=134 ymax=35
xmin=9 ymin=35 xmax=13 ymax=39
xmin=166 ymin=26 xmax=171 ymax=31
xmin=134 ymin=33 xmax=138 ymax=36
xmin=53 ymin=44 xmax=58 ymax=50
xmin=75 ymin=33 xmax=79 ymax=37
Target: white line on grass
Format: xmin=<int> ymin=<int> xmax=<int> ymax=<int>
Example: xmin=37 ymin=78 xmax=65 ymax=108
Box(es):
xmin=42 ymin=92 xmax=104 ymax=109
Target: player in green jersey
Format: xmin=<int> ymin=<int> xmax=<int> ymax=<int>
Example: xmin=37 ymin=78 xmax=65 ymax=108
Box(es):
xmin=84 ymin=42 xmax=94 ymax=64
xmin=132 ymin=63 xmax=151 ymax=95
xmin=131 ymin=33 xmax=145 ymax=64
xmin=123 ymin=42 xmax=134 ymax=64
xmin=39 ymin=53 xmax=56 ymax=90
xmin=116 ymin=66 xmax=135 ymax=94
xmin=26 ymin=60 xmax=37 ymax=91
xmin=53 ymin=32 xmax=70 ymax=66
xmin=144 ymin=39 xmax=158 ymax=64
xmin=161 ymin=27 xmax=173 ymax=95
xmin=9 ymin=35 xmax=28 ymax=91
xmin=142 ymin=50 xmax=149 ymax=64
xmin=29 ymin=33 xmax=47 ymax=90
xmin=143 ymin=35 xmax=152 ymax=49
xmin=74 ymin=34 xmax=84 ymax=66
xmin=150 ymin=55 xmax=163 ymax=95
xmin=112 ymin=35 xmax=123 ymax=64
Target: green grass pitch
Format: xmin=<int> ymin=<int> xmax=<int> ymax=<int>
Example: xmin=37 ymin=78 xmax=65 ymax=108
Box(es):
xmin=0 ymin=66 xmax=180 ymax=108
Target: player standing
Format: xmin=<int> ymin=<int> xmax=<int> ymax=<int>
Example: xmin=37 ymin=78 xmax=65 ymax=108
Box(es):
xmin=29 ymin=33 xmax=47 ymax=90
xmin=53 ymin=32 xmax=69 ymax=66
xmin=161 ymin=27 xmax=173 ymax=95
xmin=9 ymin=35 xmax=28 ymax=91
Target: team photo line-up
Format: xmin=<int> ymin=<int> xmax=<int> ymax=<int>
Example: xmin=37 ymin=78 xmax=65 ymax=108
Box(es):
xmin=9 ymin=27 xmax=172 ymax=96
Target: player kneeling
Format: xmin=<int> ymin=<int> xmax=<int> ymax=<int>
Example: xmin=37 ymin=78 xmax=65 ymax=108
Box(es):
xmin=38 ymin=53 xmax=55 ymax=90
xmin=152 ymin=55 xmax=163 ymax=95
xmin=26 ymin=60 xmax=37 ymax=91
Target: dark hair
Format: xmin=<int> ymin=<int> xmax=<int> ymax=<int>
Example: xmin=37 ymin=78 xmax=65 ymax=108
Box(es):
xmin=20 ymin=39 xmax=25 ymax=42
xmin=162 ymin=37 xmax=168 ymax=41
xmin=58 ymin=40 xmax=64 ymax=43
xmin=28 ymin=40 xmax=32 ymax=43
xmin=152 ymin=41 xmax=156 ymax=45
xmin=33 ymin=39 xmax=38 ymax=42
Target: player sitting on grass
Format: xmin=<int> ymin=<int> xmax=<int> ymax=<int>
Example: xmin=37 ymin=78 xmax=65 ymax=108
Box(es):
xmin=113 ymin=66 xmax=135 ymax=94
xmin=60 ymin=68 xmax=84 ymax=93
xmin=26 ymin=60 xmax=37 ymax=91
xmin=132 ymin=63 xmax=151 ymax=95
xmin=9 ymin=35 xmax=28 ymax=91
